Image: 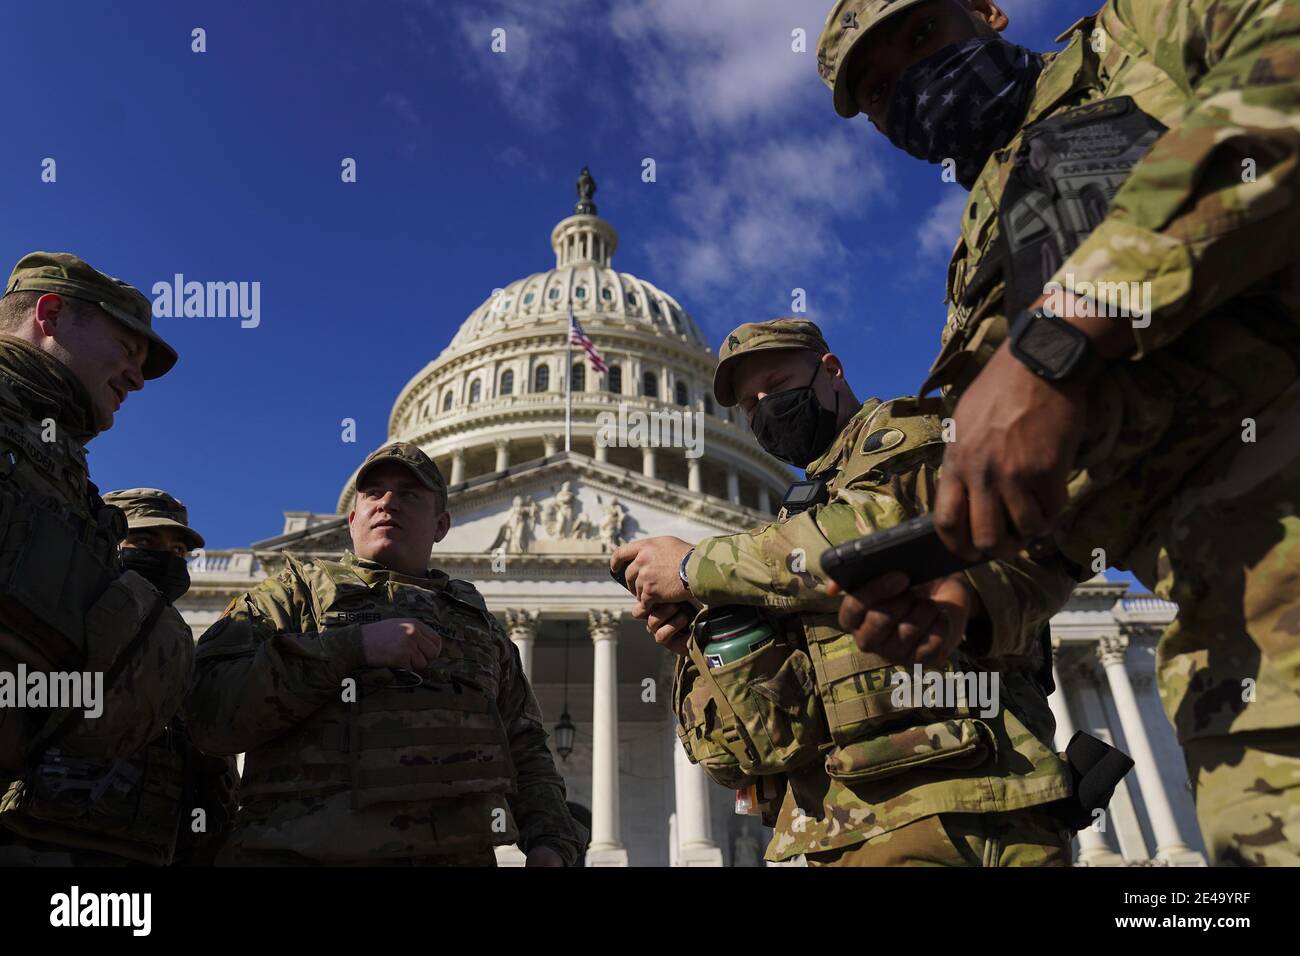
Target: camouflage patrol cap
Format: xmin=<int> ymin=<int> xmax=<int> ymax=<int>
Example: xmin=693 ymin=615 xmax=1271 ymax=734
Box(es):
xmin=102 ymin=487 xmax=205 ymax=550
xmin=4 ymin=251 xmax=177 ymax=379
xmin=818 ymin=0 xmax=934 ymax=118
xmin=356 ymin=442 xmax=448 ymax=499
xmin=713 ymin=318 xmax=830 ymax=407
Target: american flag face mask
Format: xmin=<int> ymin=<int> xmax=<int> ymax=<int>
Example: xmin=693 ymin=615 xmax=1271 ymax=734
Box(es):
xmin=884 ymin=35 xmax=1043 ymax=189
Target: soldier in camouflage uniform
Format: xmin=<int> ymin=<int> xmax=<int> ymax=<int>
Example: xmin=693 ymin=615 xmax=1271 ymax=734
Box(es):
xmin=185 ymin=442 xmax=580 ymax=866
xmin=818 ymin=0 xmax=1300 ymax=863
xmin=0 ymin=253 xmax=195 ymax=865
xmin=615 ymin=319 xmax=1083 ymax=866
xmin=99 ymin=488 xmax=240 ymax=865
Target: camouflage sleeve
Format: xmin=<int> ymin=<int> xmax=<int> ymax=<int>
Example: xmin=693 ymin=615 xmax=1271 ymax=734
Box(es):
xmin=183 ymin=565 xmax=367 ymax=756
xmin=687 ymin=453 xmax=1079 ymax=657
xmin=686 ymin=487 xmax=915 ymax=613
xmin=1053 ymin=0 xmax=1300 ymax=357
xmin=496 ymin=624 xmax=580 ymax=865
xmin=963 ymin=549 xmax=1082 ymax=661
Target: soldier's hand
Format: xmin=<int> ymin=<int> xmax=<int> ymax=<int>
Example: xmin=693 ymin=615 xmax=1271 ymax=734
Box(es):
xmin=359 ymin=618 xmax=443 ymax=670
xmin=611 ymin=536 xmax=693 ymax=606
xmin=631 ymin=599 xmax=694 ymax=656
xmin=935 ymin=335 xmax=1088 ymax=561
xmin=828 ymin=572 xmax=977 ymax=667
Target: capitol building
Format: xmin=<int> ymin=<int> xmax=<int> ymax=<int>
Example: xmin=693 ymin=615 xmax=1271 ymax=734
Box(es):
xmin=177 ymin=170 xmax=1207 ymax=866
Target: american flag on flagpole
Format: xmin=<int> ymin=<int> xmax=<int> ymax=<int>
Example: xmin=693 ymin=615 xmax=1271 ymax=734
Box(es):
xmin=568 ymin=311 xmax=607 ymax=373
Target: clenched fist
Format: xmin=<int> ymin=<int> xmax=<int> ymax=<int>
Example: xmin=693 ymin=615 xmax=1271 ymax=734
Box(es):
xmin=359 ymin=618 xmax=443 ymax=670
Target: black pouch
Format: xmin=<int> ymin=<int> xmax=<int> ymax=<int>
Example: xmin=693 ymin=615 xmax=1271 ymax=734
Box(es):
xmin=1051 ymin=731 xmax=1135 ymax=832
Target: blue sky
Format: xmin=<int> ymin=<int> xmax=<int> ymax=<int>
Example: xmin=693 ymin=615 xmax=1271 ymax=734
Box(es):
xmin=1 ymin=0 xmax=1109 ymax=558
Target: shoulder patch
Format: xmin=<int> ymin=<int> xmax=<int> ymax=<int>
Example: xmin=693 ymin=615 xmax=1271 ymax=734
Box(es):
xmin=861 ymin=428 xmax=904 ymax=455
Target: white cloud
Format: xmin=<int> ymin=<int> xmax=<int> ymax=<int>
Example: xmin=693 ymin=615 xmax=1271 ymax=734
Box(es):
xmin=608 ymin=0 xmax=835 ymax=133
xmin=916 ymin=188 xmax=968 ymax=259
xmin=645 ymin=129 xmax=888 ymax=321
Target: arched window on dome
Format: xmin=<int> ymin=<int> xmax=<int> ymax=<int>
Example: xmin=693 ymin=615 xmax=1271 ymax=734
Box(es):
xmin=675 ymin=381 xmax=689 ymax=406
xmin=533 ymin=364 xmax=550 ymax=393
xmin=601 ymin=287 xmax=613 ymax=302
xmin=575 ymin=286 xmax=587 ymax=300
xmin=642 ymin=370 xmax=658 ymax=399
xmin=500 ymin=369 xmax=514 ymax=396
xmin=524 ymin=292 xmax=535 ymax=305
xmin=468 ymin=379 xmax=482 ymax=405
xmin=669 ymin=307 xmax=682 ymax=332
xmin=608 ymin=364 xmax=622 ymax=395
xmin=647 ymin=298 xmax=660 ymax=317
xmin=627 ymin=292 xmax=638 ymax=309
xmin=571 ymin=362 xmax=585 ymax=393
xmin=441 ymin=391 xmax=453 ymax=412
xmin=548 ymin=288 xmax=560 ymax=300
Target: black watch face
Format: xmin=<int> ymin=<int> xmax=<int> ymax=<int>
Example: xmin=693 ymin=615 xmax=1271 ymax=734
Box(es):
xmin=1018 ymin=317 xmax=1085 ymax=378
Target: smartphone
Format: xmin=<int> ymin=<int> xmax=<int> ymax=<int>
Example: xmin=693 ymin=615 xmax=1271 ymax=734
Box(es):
xmin=819 ymin=514 xmax=984 ymax=591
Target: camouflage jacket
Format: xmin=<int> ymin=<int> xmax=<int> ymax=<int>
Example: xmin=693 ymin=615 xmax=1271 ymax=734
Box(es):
xmin=185 ymin=551 xmax=579 ymax=865
xmin=927 ymin=0 xmax=1300 ymax=740
xmin=686 ymin=397 xmax=1077 ymax=860
xmin=0 ymin=337 xmax=192 ymax=791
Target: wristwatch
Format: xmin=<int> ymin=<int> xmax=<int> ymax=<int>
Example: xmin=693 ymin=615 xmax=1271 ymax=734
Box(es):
xmin=1007 ymin=306 xmax=1104 ymax=384
xmin=679 ymin=548 xmax=694 ymax=595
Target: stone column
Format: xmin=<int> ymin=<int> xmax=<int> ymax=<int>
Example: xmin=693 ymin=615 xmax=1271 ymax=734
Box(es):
xmin=449 ymin=448 xmax=465 ymax=486
xmin=1049 ymin=642 xmax=1124 ymax=866
xmin=1097 ymin=635 xmax=1196 ymax=864
xmin=673 ymin=740 xmax=723 ymax=865
xmin=494 ymin=438 xmax=510 ymax=472
xmin=642 ymin=447 xmax=657 ymax=480
xmin=688 ymin=459 xmax=702 ymax=493
xmin=758 ymin=487 xmax=772 ymax=514
xmin=505 ymin=609 xmax=539 ymax=682
xmin=587 ymin=609 xmax=628 ymax=866
xmin=726 ymin=469 xmax=740 ymax=505
xmin=543 ymin=435 xmax=559 ymax=457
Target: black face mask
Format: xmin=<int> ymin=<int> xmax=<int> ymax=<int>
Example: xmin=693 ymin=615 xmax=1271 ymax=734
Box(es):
xmin=750 ymin=364 xmax=841 ymax=469
xmin=121 ymin=548 xmax=191 ymax=603
xmin=885 ymin=36 xmax=1044 ymax=189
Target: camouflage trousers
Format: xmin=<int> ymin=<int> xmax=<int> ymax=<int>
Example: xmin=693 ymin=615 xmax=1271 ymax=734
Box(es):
xmin=804 ymin=807 xmax=1071 ymax=866
xmin=1183 ymin=727 xmax=1300 ymax=866
xmin=1138 ymin=418 xmax=1300 ymax=864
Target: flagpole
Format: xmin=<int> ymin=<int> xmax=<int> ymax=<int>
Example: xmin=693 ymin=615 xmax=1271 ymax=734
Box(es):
xmin=564 ymin=311 xmax=572 ymax=453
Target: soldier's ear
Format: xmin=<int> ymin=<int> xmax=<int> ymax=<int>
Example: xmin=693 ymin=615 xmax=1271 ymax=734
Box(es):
xmin=34 ymin=293 xmax=66 ymax=337
xmin=432 ymin=509 xmax=451 ymax=544
xmin=968 ymin=0 xmax=1009 ymax=33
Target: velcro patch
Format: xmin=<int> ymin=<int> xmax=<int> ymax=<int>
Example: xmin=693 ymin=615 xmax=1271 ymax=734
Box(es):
xmin=861 ymin=427 xmax=905 ymax=455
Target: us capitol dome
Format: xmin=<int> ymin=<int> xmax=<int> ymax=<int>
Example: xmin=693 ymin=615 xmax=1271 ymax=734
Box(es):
xmin=336 ymin=166 xmax=791 ymax=515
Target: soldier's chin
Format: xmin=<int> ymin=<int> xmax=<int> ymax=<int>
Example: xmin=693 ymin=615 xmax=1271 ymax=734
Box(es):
xmin=92 ymin=401 xmax=116 ymax=432
xmin=360 ymin=531 xmax=404 ymax=560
